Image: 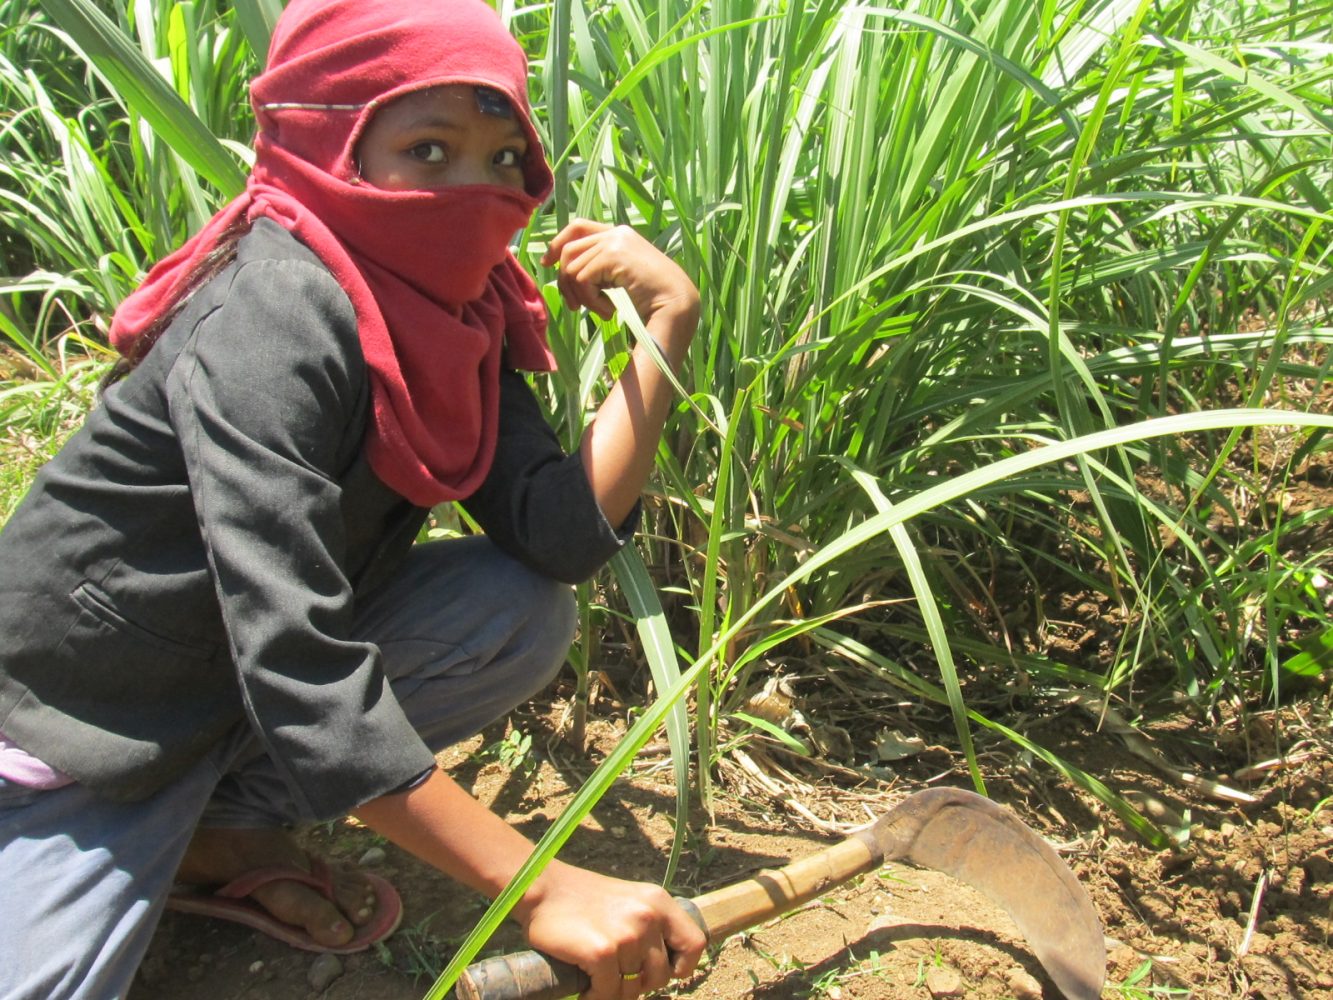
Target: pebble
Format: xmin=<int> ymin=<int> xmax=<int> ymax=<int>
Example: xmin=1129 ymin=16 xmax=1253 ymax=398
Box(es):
xmin=925 ymin=966 xmax=965 ymax=997
xmin=1005 ymin=967 xmax=1043 ymax=1000
xmin=308 ymin=953 xmax=344 ymax=993
xmin=358 ymin=846 xmax=387 ymax=866
xmin=248 ymin=960 xmax=265 ymax=975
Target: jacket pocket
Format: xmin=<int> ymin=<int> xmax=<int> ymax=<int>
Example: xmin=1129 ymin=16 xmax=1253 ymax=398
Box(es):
xmin=69 ymin=580 xmax=217 ymax=661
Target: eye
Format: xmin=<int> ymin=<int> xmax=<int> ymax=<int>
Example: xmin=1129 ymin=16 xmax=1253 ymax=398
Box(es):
xmin=494 ymin=148 xmax=523 ymax=169
xmin=409 ymin=141 xmax=446 ymax=164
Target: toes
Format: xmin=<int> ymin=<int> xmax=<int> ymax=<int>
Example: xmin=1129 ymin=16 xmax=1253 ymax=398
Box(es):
xmin=330 ymin=868 xmax=380 ymax=928
xmin=251 ymin=880 xmax=356 ymax=948
xmin=178 ymin=828 xmax=388 ymax=948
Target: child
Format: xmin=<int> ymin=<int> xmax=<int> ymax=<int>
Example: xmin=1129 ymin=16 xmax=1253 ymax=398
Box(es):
xmin=0 ymin=1 xmax=706 ymax=997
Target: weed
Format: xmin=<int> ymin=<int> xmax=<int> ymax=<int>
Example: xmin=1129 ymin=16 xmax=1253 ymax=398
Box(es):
xmin=800 ymin=947 xmax=892 ymax=998
xmin=1111 ymin=958 xmax=1194 ymax=998
xmin=1309 ymin=794 xmax=1332 ymax=827
xmin=474 ymin=726 xmax=538 ymax=778
xmin=375 ymin=911 xmax=460 ymax=983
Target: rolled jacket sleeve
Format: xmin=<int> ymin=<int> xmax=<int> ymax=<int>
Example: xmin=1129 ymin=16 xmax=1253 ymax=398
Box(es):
xmin=463 ymin=369 xmax=639 ymax=584
xmin=167 ymin=255 xmax=433 ymax=821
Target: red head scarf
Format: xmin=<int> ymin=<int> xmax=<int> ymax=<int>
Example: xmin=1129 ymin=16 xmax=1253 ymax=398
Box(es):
xmin=110 ymin=0 xmax=556 ymax=507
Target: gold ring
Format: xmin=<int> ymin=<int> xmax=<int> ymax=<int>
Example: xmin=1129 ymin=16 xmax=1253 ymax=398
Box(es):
xmin=621 ymin=971 xmax=642 ymax=981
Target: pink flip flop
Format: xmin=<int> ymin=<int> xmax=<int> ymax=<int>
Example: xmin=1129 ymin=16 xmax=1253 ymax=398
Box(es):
xmin=166 ymin=855 xmax=403 ymax=954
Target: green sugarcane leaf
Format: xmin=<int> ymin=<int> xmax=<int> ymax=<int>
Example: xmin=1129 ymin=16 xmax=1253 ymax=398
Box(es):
xmin=232 ymin=0 xmax=283 ymax=61
xmin=42 ymin=0 xmax=246 ymax=197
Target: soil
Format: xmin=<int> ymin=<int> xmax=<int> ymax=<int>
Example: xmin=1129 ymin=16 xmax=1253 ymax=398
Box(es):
xmin=129 ymin=690 xmax=1333 ymax=1000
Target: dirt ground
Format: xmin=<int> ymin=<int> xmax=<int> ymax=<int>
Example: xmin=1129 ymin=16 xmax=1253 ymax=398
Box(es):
xmin=129 ymin=686 xmax=1332 ymax=1000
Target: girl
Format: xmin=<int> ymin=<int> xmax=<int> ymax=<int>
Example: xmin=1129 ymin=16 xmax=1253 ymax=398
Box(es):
xmin=0 ymin=1 xmax=706 ymax=998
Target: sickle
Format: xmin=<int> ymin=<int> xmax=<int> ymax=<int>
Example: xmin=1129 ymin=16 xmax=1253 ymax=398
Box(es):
xmin=455 ymin=787 xmax=1106 ymax=1000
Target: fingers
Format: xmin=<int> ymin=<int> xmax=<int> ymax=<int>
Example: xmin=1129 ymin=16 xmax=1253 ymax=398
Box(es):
xmin=546 ymin=222 xmax=626 ymax=320
xmin=617 ymin=932 xmax=672 ymax=997
xmin=540 ymin=218 xmax=611 ymax=267
xmin=541 ymin=219 xmax=693 ymax=323
xmin=615 ymin=890 xmax=704 ymax=998
xmin=662 ymin=898 xmax=707 ymax=980
xmin=579 ymin=935 xmax=625 ymax=1000
xmin=524 ymin=866 xmax=707 ymax=1000
xmin=574 ymin=888 xmax=696 ymax=1000
xmin=555 ymin=242 xmax=617 ymax=318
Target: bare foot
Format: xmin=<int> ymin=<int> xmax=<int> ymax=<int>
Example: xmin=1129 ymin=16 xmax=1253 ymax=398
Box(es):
xmin=175 ymin=827 xmax=382 ymax=949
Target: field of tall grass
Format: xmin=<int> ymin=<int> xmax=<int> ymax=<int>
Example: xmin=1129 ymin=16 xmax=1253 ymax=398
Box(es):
xmin=3 ymin=0 xmax=1331 ymax=990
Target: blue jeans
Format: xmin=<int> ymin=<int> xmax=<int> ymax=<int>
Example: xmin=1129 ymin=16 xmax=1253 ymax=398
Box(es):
xmin=0 ymin=538 xmax=576 ymax=1000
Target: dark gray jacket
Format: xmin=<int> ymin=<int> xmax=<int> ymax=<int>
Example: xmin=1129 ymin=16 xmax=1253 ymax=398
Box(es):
xmin=0 ymin=219 xmax=628 ymax=820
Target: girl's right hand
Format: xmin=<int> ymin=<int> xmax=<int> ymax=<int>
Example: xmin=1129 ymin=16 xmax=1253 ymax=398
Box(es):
xmin=540 ymin=219 xmax=700 ymax=330
xmin=514 ymin=860 xmax=706 ymax=999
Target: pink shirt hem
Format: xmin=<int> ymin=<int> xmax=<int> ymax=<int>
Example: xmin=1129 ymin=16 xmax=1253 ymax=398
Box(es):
xmin=0 ymin=731 xmax=74 ymax=789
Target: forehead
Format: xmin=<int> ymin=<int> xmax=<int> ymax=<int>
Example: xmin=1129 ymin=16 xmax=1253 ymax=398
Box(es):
xmin=368 ymin=84 xmax=522 ymax=134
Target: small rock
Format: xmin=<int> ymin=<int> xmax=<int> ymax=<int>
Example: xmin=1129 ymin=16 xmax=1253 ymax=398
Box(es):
xmin=1220 ymin=821 xmax=1237 ymax=839
xmin=1005 ymin=967 xmax=1043 ymax=1000
xmin=358 ymin=845 xmax=387 ymax=866
xmin=308 ymin=953 xmax=344 ymax=992
xmin=610 ymin=825 xmax=627 ymax=838
xmin=248 ymin=960 xmax=265 ymax=975
xmin=925 ymin=966 xmax=964 ymax=997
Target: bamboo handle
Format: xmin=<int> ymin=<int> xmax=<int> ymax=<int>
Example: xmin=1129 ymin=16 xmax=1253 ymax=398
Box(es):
xmin=690 ymin=833 xmax=877 ymax=939
xmin=453 ymin=950 xmax=585 ymax=1000
xmin=455 ymin=835 xmax=879 ymax=1000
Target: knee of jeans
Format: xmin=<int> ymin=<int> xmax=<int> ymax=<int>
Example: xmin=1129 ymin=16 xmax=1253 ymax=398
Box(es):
xmin=519 ymin=573 xmax=578 ymax=680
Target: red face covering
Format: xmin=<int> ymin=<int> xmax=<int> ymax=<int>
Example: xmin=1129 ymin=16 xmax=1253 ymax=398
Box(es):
xmin=110 ymin=0 xmax=556 ymax=507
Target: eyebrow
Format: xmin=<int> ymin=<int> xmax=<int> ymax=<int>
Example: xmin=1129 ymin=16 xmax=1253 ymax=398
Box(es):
xmin=399 ymin=113 xmax=527 ymax=144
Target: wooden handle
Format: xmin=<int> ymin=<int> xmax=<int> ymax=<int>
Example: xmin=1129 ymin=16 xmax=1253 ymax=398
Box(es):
xmin=454 ymin=950 xmax=585 ymax=1000
xmin=455 ymin=836 xmax=878 ymax=1000
xmin=690 ymin=832 xmax=877 ymax=939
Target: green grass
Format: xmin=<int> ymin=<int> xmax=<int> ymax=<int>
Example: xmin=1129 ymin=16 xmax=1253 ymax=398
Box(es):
xmin=0 ymin=335 xmax=106 ymax=519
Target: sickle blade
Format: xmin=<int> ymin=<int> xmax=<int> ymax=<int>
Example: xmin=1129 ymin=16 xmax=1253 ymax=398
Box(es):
xmin=871 ymin=787 xmax=1106 ymax=1000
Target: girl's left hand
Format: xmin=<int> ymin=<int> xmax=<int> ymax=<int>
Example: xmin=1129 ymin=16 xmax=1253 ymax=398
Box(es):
xmin=541 ymin=220 xmax=699 ymax=326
